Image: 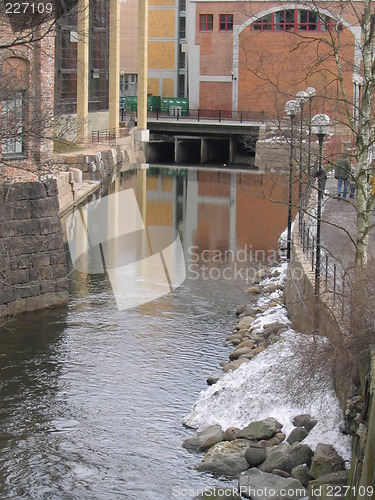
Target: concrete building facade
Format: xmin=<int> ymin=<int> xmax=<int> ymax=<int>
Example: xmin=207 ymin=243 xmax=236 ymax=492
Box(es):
xmin=54 ymin=0 xmax=120 ymax=140
xmin=120 ymin=0 xmax=187 ymax=100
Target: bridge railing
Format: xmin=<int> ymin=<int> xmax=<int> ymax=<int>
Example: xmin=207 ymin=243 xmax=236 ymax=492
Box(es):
xmin=119 ymin=108 xmax=265 ymax=123
xmin=91 ymin=125 xmax=131 ymax=143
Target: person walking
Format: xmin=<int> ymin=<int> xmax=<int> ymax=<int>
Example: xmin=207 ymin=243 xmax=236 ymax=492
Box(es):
xmin=334 ymin=156 xmax=351 ymax=199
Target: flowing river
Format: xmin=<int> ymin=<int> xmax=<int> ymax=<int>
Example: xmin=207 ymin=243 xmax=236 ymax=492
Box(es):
xmin=0 ymin=166 xmax=292 ymax=499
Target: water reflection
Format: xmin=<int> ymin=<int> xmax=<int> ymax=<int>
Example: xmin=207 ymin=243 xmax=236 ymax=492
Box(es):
xmin=0 ymin=166 xmax=296 ymax=499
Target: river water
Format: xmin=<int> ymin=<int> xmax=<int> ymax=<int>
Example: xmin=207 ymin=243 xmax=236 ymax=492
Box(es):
xmin=0 ymin=167 xmax=292 ymax=499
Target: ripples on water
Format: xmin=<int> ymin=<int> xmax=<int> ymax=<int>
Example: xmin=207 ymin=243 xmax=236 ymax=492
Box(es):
xmin=0 ymin=273 xmax=250 ymax=499
xmin=0 ymin=167 xmax=290 ymax=499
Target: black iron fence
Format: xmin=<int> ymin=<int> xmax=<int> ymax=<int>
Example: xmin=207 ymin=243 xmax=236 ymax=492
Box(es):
xmin=299 ymin=210 xmax=352 ymax=323
xmin=119 ymin=107 xmax=265 ymax=123
xmin=91 ymin=126 xmax=131 ymax=143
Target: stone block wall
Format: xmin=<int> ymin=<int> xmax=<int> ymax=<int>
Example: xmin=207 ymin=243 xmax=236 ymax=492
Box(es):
xmin=59 ymin=145 xmax=126 ymax=181
xmin=57 ymin=172 xmax=76 ymax=214
xmin=0 ymin=180 xmax=68 ymax=319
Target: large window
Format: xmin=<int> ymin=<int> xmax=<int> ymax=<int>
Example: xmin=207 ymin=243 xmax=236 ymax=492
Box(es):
xmin=199 ymin=14 xmax=213 ymax=32
xmin=89 ymin=0 xmax=109 ymax=112
xmin=252 ymin=10 xmax=342 ymax=32
xmin=1 ymin=93 xmax=24 ymax=157
xmin=220 ymin=14 xmax=233 ymax=31
xmin=55 ymin=0 xmax=110 ymax=113
xmin=120 ymin=73 xmax=137 ymax=97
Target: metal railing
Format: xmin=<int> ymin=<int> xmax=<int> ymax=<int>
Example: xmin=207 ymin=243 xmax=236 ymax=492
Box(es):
xmin=91 ymin=125 xmax=131 ymax=143
xmin=119 ymin=108 xmax=265 ymax=124
xmin=299 ymin=201 xmax=352 ymax=323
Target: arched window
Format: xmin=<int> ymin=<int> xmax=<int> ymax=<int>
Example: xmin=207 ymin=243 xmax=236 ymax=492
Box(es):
xmin=252 ymin=9 xmax=342 ymax=32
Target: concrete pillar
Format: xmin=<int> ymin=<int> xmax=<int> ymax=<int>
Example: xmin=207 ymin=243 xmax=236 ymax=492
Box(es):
xmin=229 ymin=137 xmax=236 ymax=164
xmin=136 ymin=0 xmax=150 ymax=142
xmin=201 ymin=138 xmax=208 ymax=164
xmin=174 ymin=137 xmax=179 ymax=163
xmin=109 ymin=0 xmax=120 ymax=131
xmin=77 ymin=0 xmax=89 ymax=143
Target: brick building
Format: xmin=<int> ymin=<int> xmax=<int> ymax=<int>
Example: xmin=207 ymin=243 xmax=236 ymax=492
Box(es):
xmin=187 ymin=1 xmax=360 ymax=121
xmin=0 ymin=8 xmax=55 ymax=174
xmin=1 ymin=0 xmax=121 ymax=155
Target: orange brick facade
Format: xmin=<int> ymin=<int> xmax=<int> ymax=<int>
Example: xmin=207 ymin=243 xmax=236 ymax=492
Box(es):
xmin=188 ymin=1 xmax=361 ymax=122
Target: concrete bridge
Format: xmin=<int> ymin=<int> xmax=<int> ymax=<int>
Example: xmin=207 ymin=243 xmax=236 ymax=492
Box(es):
xmin=144 ymin=118 xmax=262 ymax=166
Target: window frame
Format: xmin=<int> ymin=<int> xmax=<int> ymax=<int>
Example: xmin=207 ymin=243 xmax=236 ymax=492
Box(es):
xmin=219 ymin=14 xmax=233 ymax=32
xmin=252 ymin=9 xmax=342 ymax=32
xmin=1 ymin=91 xmax=26 ymax=158
xmin=199 ymin=14 xmax=213 ymax=32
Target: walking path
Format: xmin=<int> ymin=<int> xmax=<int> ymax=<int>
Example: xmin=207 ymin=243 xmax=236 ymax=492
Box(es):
xmin=321 ymin=177 xmax=375 ymax=270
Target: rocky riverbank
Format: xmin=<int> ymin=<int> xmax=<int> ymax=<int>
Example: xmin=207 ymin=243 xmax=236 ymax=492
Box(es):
xmin=183 ymin=253 xmax=351 ymax=500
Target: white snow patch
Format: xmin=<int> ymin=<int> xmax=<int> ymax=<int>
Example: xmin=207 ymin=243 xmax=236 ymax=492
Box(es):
xmin=184 ymin=330 xmax=351 ymax=461
xmin=249 ymin=306 xmax=291 ymax=336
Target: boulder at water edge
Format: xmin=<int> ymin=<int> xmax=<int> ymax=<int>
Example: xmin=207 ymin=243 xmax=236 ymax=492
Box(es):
xmin=292 ymin=464 xmax=311 ymax=488
xmin=244 ymin=442 xmax=267 ymax=466
xmin=239 ymin=468 xmax=307 ymax=500
xmin=308 ymin=470 xmax=350 ymax=500
xmin=309 ymin=443 xmax=346 ymax=479
xmin=182 ymin=425 xmax=223 ymax=452
xmin=238 ymin=316 xmax=255 ymax=330
xmin=206 ymin=373 xmax=221 ymax=385
xmin=287 ymin=426 xmax=309 ymax=445
xmin=259 ymin=442 xmax=314 ymax=474
xmin=292 ymin=414 xmax=318 ymax=432
xmin=196 ymin=439 xmax=251 ymax=476
xmin=237 ymin=419 xmax=281 ymax=440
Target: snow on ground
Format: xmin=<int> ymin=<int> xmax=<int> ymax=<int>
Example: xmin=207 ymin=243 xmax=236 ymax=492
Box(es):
xmin=184 ymin=262 xmax=352 ymax=462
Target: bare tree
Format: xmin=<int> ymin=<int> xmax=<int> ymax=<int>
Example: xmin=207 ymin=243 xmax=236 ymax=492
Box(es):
xmin=0 ymin=1 xmax=78 ymax=50
xmin=235 ymin=0 xmax=375 ymax=268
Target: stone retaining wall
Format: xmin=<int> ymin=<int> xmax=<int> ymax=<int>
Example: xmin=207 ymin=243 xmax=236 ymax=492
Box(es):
xmin=61 ymin=146 xmax=126 ymax=181
xmin=57 ymin=171 xmax=76 ymax=214
xmin=0 ymin=180 xmax=69 ymax=319
xmin=57 ymin=140 xmax=136 ymax=215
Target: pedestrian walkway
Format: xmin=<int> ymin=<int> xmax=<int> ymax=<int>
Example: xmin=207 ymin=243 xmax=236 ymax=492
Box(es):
xmin=321 ymin=177 xmax=375 ymax=270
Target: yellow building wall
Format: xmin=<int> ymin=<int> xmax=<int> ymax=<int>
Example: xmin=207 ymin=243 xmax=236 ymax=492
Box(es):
xmin=148 ymin=41 xmax=175 ymax=69
xmin=148 ymin=78 xmax=159 ymax=96
xmin=162 ymin=78 xmax=174 ymax=97
xmin=149 ymin=10 xmax=175 ymax=38
xmin=149 ymin=0 xmax=175 ymax=6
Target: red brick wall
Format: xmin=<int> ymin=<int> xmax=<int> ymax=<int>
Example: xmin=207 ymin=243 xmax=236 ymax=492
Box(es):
xmin=200 ymin=82 xmax=232 ymax=110
xmin=195 ymin=1 xmax=359 ymax=121
xmin=238 ymin=27 xmax=355 ymax=120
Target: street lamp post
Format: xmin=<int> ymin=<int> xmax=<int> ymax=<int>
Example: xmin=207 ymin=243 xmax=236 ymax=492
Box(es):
xmin=296 ymin=90 xmax=309 ymax=237
xmin=311 ymin=114 xmax=332 ymax=304
xmin=285 ymin=99 xmax=300 ymax=262
xmin=352 ymin=73 xmax=363 ymax=130
xmin=306 ymin=87 xmax=316 ymax=176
